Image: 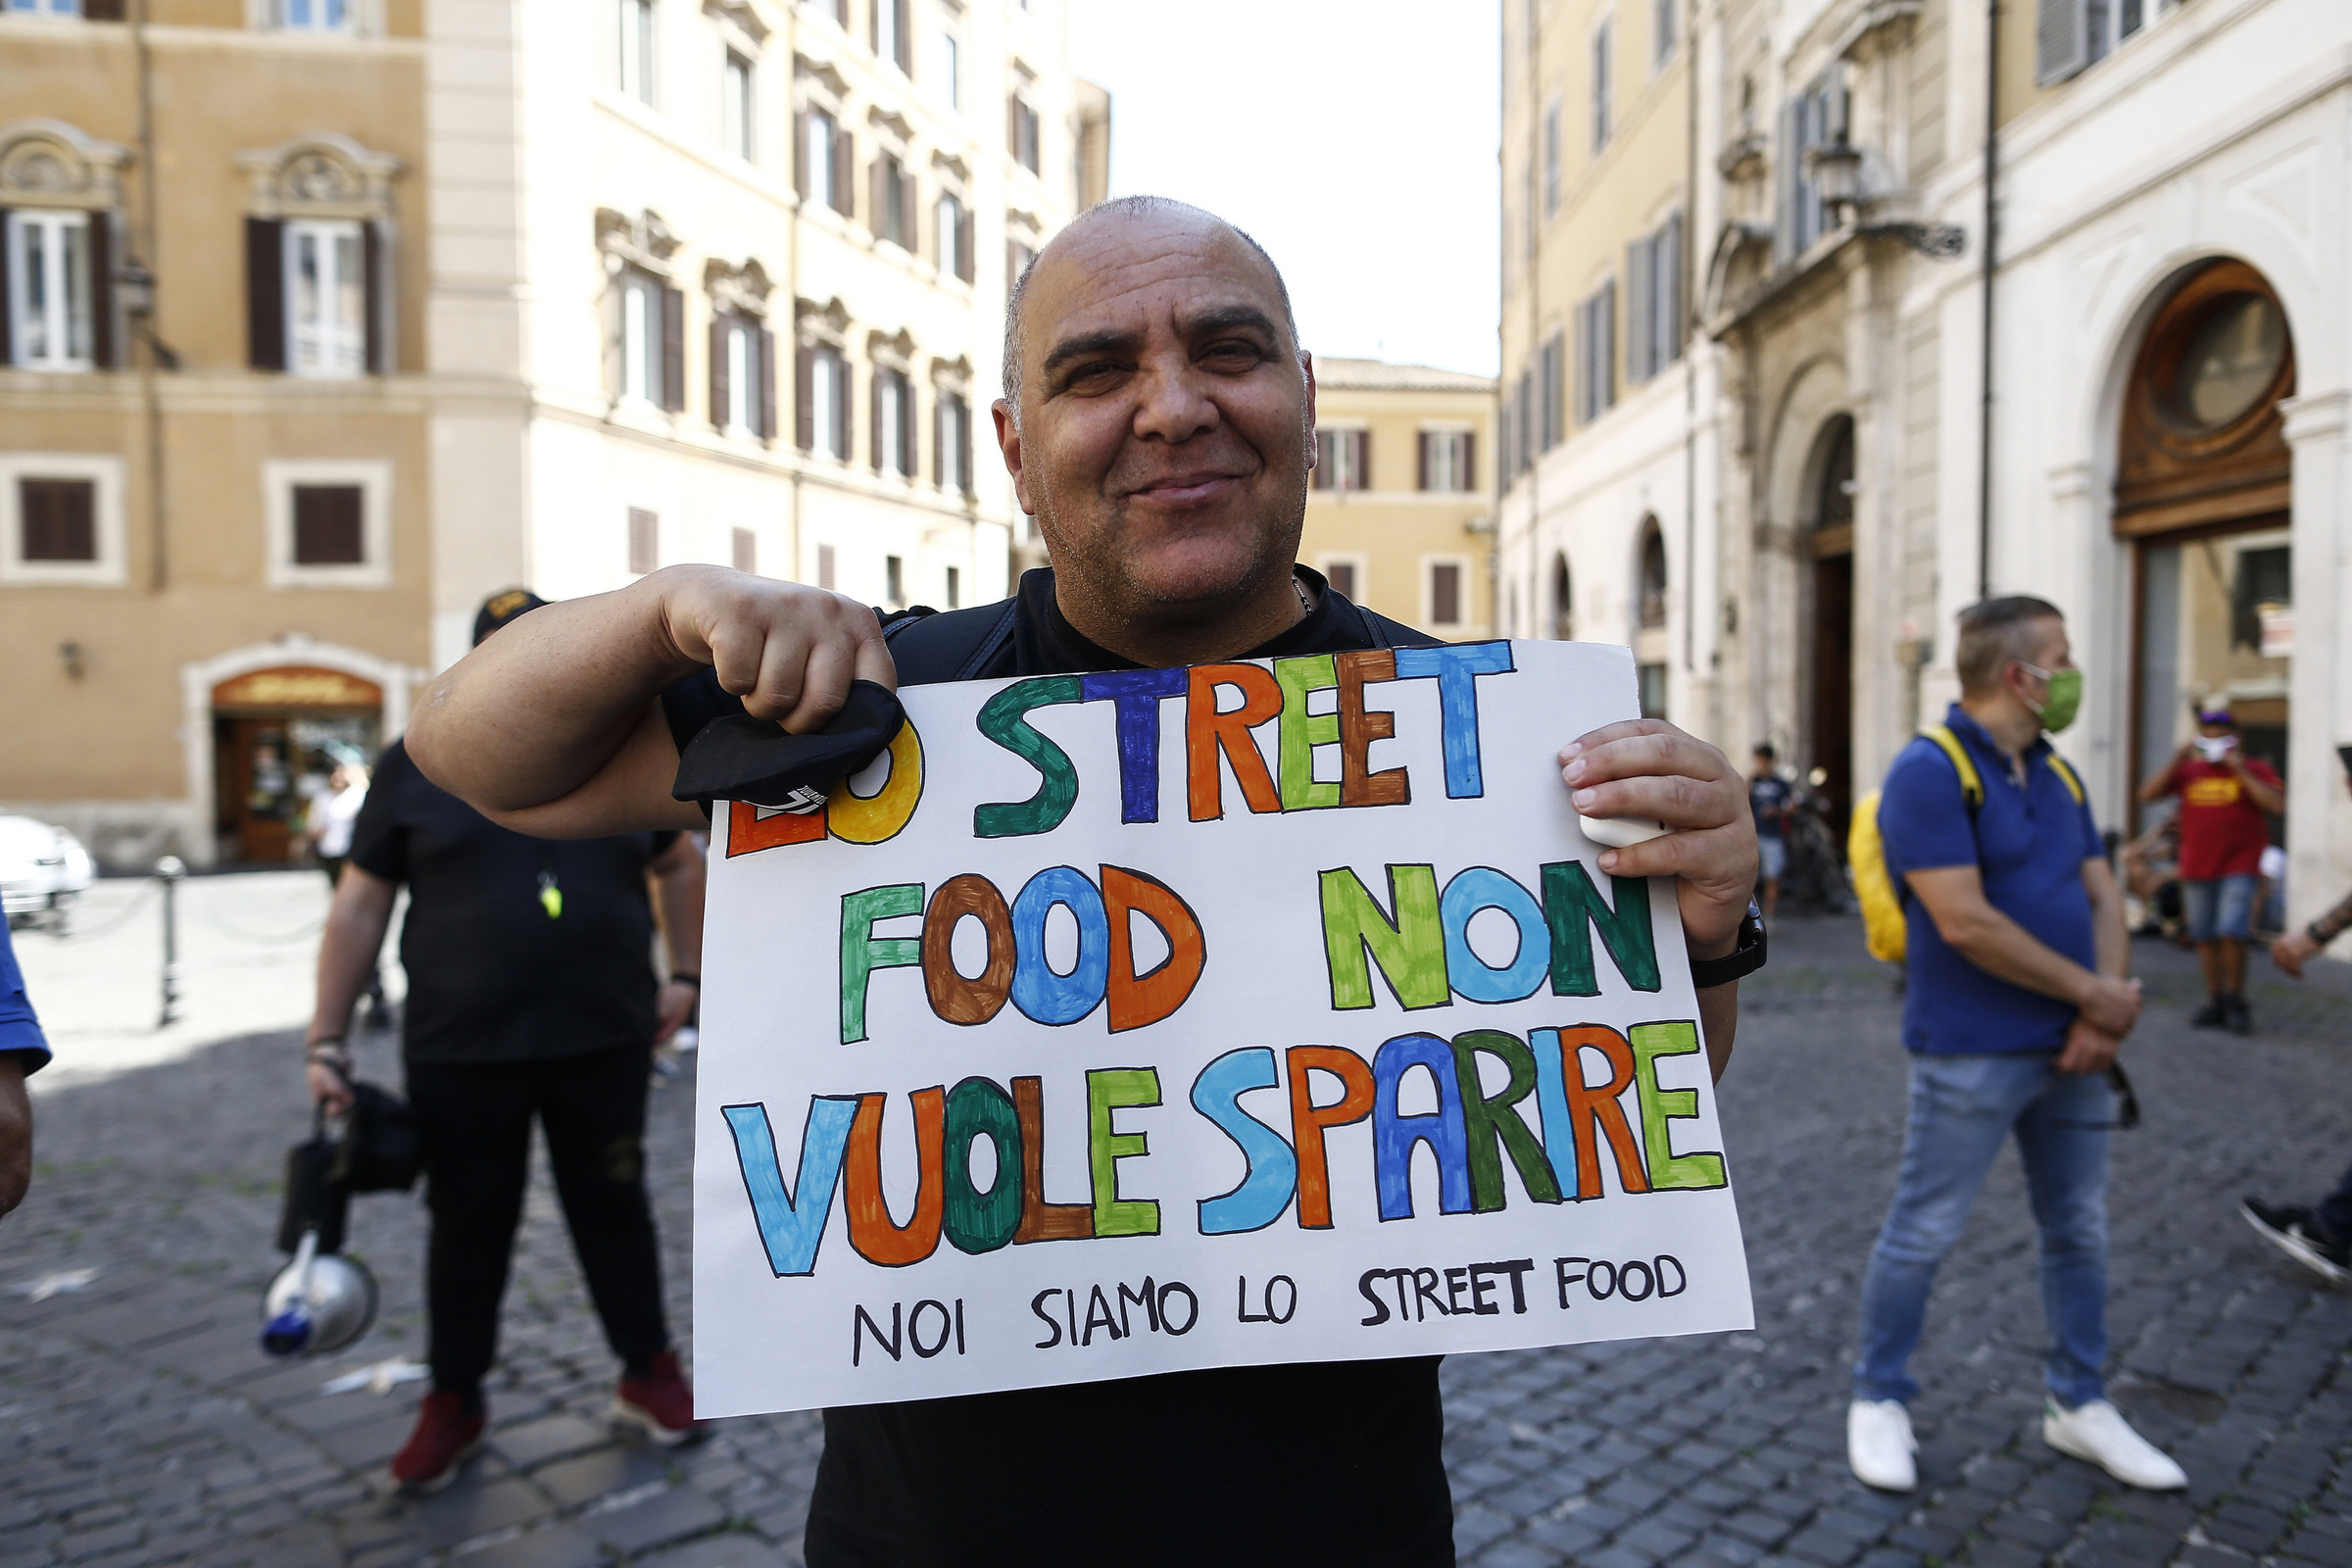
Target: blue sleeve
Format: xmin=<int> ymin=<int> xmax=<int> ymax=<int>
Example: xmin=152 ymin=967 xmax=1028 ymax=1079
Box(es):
xmin=0 ymin=920 xmax=51 ymax=1076
xmin=1878 ymin=743 xmax=1976 ymax=878
xmin=2077 ymin=788 xmax=2103 ymax=861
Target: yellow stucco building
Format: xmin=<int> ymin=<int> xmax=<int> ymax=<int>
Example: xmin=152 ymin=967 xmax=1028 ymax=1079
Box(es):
xmin=1300 ymin=357 xmax=1495 ymax=641
xmin=0 ymin=0 xmax=1104 ymax=867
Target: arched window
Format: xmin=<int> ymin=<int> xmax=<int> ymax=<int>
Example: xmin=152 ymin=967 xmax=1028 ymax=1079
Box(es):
xmin=1551 ymin=553 xmax=1574 ymax=640
xmin=1637 ymin=524 xmax=1668 ymax=629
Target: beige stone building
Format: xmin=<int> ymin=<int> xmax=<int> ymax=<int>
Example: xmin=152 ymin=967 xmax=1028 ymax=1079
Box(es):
xmin=1502 ymin=0 xmax=2352 ymax=945
xmin=1497 ymin=0 xmax=1698 ymax=722
xmin=0 ymin=0 xmax=1105 ymax=868
xmin=1299 ymin=358 xmax=1495 ymax=640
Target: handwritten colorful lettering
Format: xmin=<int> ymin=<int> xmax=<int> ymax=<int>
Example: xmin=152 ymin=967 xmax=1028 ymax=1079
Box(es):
xmin=694 ymin=640 xmax=1753 ymax=1415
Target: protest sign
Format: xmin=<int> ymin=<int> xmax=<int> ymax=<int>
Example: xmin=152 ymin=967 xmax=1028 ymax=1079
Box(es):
xmin=693 ymin=639 xmax=1753 ymax=1417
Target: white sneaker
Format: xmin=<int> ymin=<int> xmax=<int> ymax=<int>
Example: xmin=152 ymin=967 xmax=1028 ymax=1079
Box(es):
xmin=2041 ymin=1398 xmax=2187 ymax=1490
xmin=1847 ymin=1398 xmax=1917 ymax=1492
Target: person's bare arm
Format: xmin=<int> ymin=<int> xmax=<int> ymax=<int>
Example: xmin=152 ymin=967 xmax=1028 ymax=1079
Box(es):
xmin=650 ymin=834 xmax=707 ymax=1043
xmin=1906 ymin=864 xmax=2142 ymax=1036
xmin=1559 ymin=719 xmax=1757 ymax=1081
xmin=2138 ymin=743 xmax=2195 ymax=804
xmin=404 ymin=565 xmax=895 ymax=839
xmin=2230 ymin=754 xmax=2285 ymax=815
xmin=0 ymin=1054 xmax=29 ymax=1218
xmin=304 ymin=865 xmax=398 ymax=1114
xmin=2055 ymin=858 xmax=2132 ymax=1073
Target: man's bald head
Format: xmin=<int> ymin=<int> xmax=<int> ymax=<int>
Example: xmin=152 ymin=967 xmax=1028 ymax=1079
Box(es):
xmin=1002 ymin=196 xmax=1299 ymax=423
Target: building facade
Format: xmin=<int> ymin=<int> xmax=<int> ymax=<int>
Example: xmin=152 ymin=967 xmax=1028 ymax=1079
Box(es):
xmin=1299 ymin=358 xmax=1496 ymax=641
xmin=1500 ymin=0 xmax=2352 ymax=946
xmin=0 ymin=0 xmax=1104 ymax=867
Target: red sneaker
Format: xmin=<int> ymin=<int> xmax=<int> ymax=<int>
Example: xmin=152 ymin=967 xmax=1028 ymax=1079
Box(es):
xmin=390 ymin=1391 xmax=486 ymax=1494
xmin=613 ymin=1350 xmax=708 ymax=1446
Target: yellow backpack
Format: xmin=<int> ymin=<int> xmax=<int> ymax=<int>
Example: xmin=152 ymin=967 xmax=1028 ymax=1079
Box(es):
xmin=1849 ymin=726 xmax=2082 ymax=965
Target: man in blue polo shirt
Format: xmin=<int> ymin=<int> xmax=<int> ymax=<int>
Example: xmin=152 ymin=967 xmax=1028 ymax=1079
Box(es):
xmin=1 ymin=917 xmax=50 ymax=1218
xmin=1846 ymin=596 xmax=2185 ymax=1494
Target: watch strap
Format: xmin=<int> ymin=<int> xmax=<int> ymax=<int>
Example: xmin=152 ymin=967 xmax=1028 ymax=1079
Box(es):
xmin=1690 ymin=905 xmax=1767 ymax=989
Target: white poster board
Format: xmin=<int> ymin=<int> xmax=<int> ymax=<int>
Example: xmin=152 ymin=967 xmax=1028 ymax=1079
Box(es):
xmin=693 ymin=639 xmax=1752 ymax=1417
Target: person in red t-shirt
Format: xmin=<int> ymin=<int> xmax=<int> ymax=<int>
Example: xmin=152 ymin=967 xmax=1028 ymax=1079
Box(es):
xmin=2138 ymin=707 xmax=2283 ymax=1033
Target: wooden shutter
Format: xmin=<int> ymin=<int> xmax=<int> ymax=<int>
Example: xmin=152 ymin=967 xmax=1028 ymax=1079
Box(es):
xmin=87 ymin=208 xmax=114 ymax=370
xmin=83 ymin=0 xmax=126 ymax=17
xmin=870 ymin=157 xmax=885 ymax=239
xmin=293 ymin=485 xmax=365 ymax=564
xmin=894 ymin=0 xmax=913 ymax=74
xmin=660 ymin=284 xmax=685 ymax=411
xmin=795 ymin=109 xmax=810 ymax=200
xmin=363 ymin=220 xmax=389 ymax=375
xmin=758 ymin=327 xmax=778 ymax=441
xmin=933 ymin=393 xmax=945 ymax=486
xmin=902 ymin=381 xmax=918 ymax=477
xmin=837 ymin=357 xmax=854 ymax=460
xmin=834 ymin=130 xmax=856 ymax=218
xmin=956 ymin=202 xmax=975 ymax=281
xmin=1625 ymin=238 xmax=1650 ymax=382
xmin=796 ymin=342 xmax=816 ymax=450
xmin=1353 ymin=429 xmax=1370 ymax=491
xmin=1461 ymin=431 xmax=1477 ymax=493
xmin=1416 ymin=430 xmax=1430 ymax=491
xmin=246 ymin=216 xmax=285 ymax=371
xmin=1662 ymin=211 xmax=1685 ymax=363
xmin=870 ymin=368 xmax=884 ymax=469
xmin=0 ymin=210 xmax=12 ymax=367
xmin=957 ymin=395 xmax=973 ymax=495
xmin=1007 ymin=95 xmax=1019 ymax=158
xmin=1311 ymin=430 xmax=1331 ymax=490
xmin=2036 ymin=0 xmax=2090 ymax=83
xmin=1598 ymin=283 xmax=1615 ymax=414
xmin=903 ymin=172 xmax=920 ymax=256
xmin=710 ymin=313 xmax=731 ymax=429
xmin=21 ymin=479 xmax=97 ymax=562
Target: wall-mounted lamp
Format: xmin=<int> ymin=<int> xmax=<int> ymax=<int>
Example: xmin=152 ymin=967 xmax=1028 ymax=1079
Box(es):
xmin=1804 ymin=139 xmax=1968 ymax=260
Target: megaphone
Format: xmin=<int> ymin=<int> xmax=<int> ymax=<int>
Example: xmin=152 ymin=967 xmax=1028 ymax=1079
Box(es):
xmin=261 ymin=1099 xmax=398 ymax=1358
xmin=262 ymin=1227 xmax=378 ymax=1356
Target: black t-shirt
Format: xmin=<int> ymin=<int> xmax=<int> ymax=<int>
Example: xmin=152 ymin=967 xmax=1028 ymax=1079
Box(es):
xmin=349 ymin=740 xmax=678 ymax=1063
xmin=662 ymin=568 xmax=1458 ymax=1568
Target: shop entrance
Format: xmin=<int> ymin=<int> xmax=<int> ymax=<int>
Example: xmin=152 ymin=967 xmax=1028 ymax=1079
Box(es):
xmin=2117 ymin=261 xmax=2295 ymax=836
xmin=211 ymin=666 xmax=383 ymax=864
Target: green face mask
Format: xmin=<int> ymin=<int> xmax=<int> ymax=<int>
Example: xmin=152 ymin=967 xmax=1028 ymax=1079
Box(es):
xmin=2022 ymin=663 xmax=2082 ymax=734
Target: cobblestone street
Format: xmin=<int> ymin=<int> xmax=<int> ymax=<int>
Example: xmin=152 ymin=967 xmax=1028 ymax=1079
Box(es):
xmin=3 ymin=902 xmax=2348 ymax=1567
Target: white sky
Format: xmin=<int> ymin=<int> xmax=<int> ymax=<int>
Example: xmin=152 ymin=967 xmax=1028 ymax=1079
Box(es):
xmin=1065 ymin=0 xmax=1502 ymax=379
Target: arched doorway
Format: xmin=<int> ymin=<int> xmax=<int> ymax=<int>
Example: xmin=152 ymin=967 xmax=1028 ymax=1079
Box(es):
xmin=2116 ymin=261 xmax=2294 ymax=833
xmin=1551 ymin=552 xmax=1574 ymax=641
xmin=1802 ymin=416 xmax=1856 ymax=828
xmin=1635 ymin=522 xmax=1668 ymax=717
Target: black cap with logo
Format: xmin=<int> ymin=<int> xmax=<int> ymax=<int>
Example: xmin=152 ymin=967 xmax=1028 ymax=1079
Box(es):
xmin=472 ymin=588 xmax=549 ymax=647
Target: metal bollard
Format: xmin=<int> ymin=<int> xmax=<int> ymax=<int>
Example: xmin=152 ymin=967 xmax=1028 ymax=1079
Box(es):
xmin=156 ymin=855 xmax=186 ymax=1027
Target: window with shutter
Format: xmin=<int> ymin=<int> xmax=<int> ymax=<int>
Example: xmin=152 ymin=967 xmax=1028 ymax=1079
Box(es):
xmin=246 ymin=217 xmax=289 ymax=369
xmin=627 ymin=507 xmax=659 ymax=575
xmin=710 ymin=313 xmax=732 ymax=431
xmin=1324 ymin=560 xmax=1357 ymax=601
xmin=758 ymin=327 xmax=777 ymax=441
xmin=2036 ymin=0 xmax=2091 ymax=83
xmin=284 ymin=218 xmax=367 ymax=378
xmin=6 ymin=210 xmax=96 ymax=371
xmin=796 ymin=342 xmax=816 ymax=450
xmin=19 ymin=478 xmax=97 ymax=562
xmin=1591 ymin=21 xmax=1612 ymax=152
xmin=292 ymin=485 xmax=365 ymax=565
xmin=1429 ymin=563 xmax=1462 ymax=626
xmin=1626 ymin=236 xmax=1653 ymax=383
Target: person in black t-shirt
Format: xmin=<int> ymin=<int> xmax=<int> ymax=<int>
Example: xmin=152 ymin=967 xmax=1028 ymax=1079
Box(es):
xmin=399 ymin=199 xmax=1763 ymax=1566
xmin=303 ymin=589 xmax=710 ymax=1495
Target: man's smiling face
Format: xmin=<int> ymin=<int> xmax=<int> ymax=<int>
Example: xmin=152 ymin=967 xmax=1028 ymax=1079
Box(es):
xmin=996 ymin=205 xmax=1315 ymax=639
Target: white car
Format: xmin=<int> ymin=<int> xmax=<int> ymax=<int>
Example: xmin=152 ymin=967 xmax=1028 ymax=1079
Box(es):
xmin=1 ymin=813 xmax=94 ymax=930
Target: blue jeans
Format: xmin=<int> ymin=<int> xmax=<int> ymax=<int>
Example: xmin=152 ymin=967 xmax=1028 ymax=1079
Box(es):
xmin=1854 ymin=1054 xmax=2114 ymax=1408
xmin=2181 ymin=873 xmax=2258 ymax=942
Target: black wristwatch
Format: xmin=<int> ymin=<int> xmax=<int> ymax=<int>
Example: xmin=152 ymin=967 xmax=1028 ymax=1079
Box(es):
xmin=1690 ymin=903 xmax=1767 ymax=990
